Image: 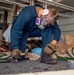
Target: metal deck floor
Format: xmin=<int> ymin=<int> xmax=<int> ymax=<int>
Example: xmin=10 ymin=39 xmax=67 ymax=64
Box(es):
xmin=0 ymin=60 xmax=70 ymax=74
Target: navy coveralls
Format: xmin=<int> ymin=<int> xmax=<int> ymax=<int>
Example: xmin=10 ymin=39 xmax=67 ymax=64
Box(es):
xmin=10 ymin=5 xmax=61 ymax=55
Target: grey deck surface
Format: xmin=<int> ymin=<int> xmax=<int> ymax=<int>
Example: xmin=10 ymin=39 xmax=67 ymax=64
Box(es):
xmin=0 ymin=60 xmax=69 ymax=74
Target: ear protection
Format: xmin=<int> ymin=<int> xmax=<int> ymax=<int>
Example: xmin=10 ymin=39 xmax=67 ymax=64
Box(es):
xmin=42 ymin=9 xmax=49 ymax=16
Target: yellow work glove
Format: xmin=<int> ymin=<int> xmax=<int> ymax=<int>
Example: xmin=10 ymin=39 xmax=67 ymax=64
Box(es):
xmin=44 ymin=42 xmax=55 ymax=55
xmin=12 ymin=49 xmax=22 ymax=59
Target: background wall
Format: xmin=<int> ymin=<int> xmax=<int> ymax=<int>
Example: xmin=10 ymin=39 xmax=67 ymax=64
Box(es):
xmin=58 ymin=17 xmax=74 ymax=36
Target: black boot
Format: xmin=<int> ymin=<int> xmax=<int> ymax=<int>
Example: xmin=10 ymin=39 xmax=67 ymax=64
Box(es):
xmin=40 ymin=54 xmax=57 ymax=64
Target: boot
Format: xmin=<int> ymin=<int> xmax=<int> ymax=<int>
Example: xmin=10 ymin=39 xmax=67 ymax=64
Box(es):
xmin=40 ymin=54 xmax=57 ymax=64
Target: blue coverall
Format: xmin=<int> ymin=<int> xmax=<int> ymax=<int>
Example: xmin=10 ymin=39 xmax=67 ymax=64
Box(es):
xmin=10 ymin=4 xmax=61 ymax=55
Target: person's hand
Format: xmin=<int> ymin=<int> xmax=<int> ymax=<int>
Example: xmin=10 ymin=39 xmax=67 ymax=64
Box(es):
xmin=12 ymin=49 xmax=22 ymax=59
xmin=44 ymin=42 xmax=55 ymax=55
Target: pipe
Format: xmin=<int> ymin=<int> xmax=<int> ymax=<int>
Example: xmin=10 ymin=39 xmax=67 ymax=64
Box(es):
xmin=0 ymin=0 xmax=72 ymax=18
xmin=21 ymin=0 xmax=29 ymax=3
xmin=0 ymin=0 xmax=28 ymax=7
xmin=0 ymin=6 xmax=13 ymax=10
xmin=37 ymin=0 xmax=74 ymax=12
xmin=58 ymin=13 xmax=72 ymax=18
xmin=1 ymin=0 xmax=74 ymax=11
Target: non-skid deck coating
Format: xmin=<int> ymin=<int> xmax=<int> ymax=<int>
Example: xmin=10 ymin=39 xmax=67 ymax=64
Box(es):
xmin=0 ymin=60 xmax=70 ymax=75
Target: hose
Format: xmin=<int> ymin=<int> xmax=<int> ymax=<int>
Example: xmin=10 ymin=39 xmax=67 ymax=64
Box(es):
xmin=0 ymin=40 xmax=11 ymax=60
xmin=0 ymin=40 xmax=10 ymax=52
xmin=0 ymin=52 xmax=11 ymax=60
xmin=72 ymin=47 xmax=74 ymax=55
xmin=67 ymin=47 xmax=74 ymax=58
